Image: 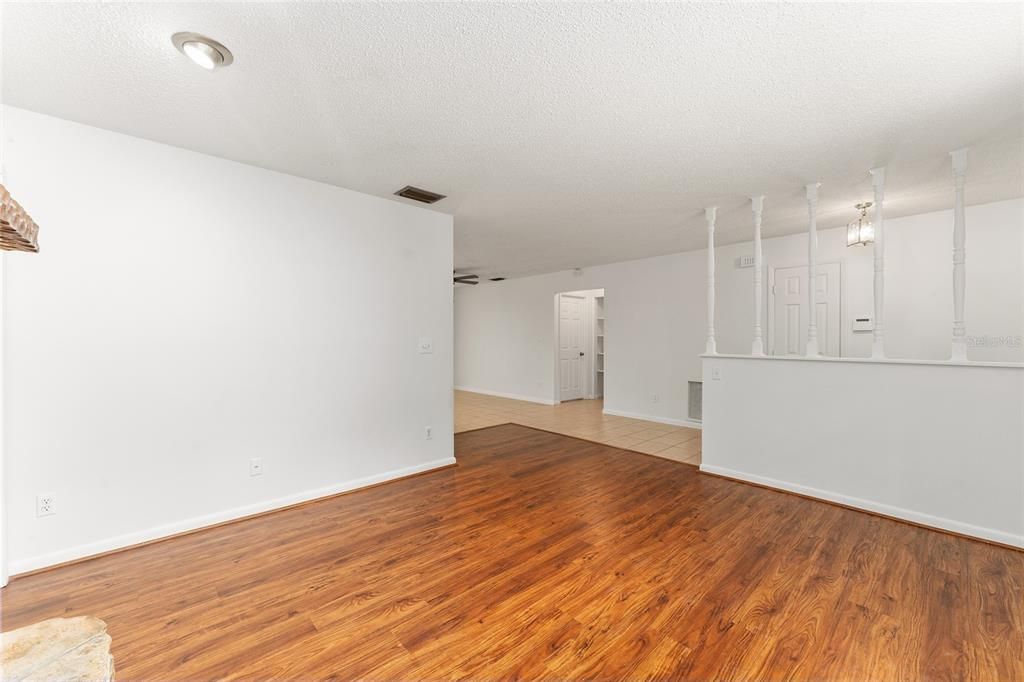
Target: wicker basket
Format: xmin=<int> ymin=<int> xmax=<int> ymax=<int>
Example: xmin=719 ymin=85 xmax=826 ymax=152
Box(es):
xmin=0 ymin=183 xmax=40 ymax=253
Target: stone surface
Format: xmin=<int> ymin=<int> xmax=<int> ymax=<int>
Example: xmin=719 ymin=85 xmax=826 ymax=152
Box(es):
xmin=1 ymin=616 xmax=113 ymax=681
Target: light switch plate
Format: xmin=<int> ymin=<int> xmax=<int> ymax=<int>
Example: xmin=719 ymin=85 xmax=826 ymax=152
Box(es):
xmin=418 ymin=337 xmax=433 ymax=354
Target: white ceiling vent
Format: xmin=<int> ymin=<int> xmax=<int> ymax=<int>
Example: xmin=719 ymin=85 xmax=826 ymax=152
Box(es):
xmin=394 ymin=186 xmax=446 ymax=204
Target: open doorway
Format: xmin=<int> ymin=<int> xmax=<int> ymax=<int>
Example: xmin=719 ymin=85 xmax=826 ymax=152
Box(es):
xmin=554 ymin=288 xmax=605 ymax=404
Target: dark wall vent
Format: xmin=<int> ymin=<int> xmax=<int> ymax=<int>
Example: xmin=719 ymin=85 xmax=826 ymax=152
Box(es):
xmin=688 ymin=381 xmax=703 ymax=422
xmin=489 ymin=277 xmax=506 ymax=281
xmin=394 ymin=185 xmax=446 ymax=204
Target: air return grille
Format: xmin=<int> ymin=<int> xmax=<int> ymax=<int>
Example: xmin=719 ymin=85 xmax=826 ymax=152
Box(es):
xmin=688 ymin=381 xmax=703 ymax=422
xmin=394 ymin=185 xmax=446 ymax=204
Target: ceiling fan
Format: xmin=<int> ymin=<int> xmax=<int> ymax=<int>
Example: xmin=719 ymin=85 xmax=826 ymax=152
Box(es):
xmin=453 ymin=272 xmax=505 ymax=285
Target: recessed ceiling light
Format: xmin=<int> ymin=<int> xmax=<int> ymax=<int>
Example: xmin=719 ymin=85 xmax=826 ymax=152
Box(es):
xmin=172 ymin=32 xmax=233 ymax=71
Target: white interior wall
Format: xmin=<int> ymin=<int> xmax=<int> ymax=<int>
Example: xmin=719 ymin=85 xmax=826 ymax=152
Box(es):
xmin=455 ymin=197 xmax=1024 ymax=421
xmin=702 ymin=356 xmax=1024 ymax=547
xmin=2 ymin=107 xmax=455 ymax=575
xmin=1 ymin=254 xmax=6 ymax=586
xmin=456 ymin=253 xmax=706 ymax=421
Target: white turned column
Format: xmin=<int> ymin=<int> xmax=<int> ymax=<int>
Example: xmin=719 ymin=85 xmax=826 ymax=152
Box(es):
xmin=951 ymin=148 xmax=968 ymax=361
xmin=805 ymin=183 xmax=821 ymax=356
xmin=869 ymin=167 xmax=886 ymax=359
xmin=705 ymin=206 xmax=717 ymax=355
xmin=751 ymin=195 xmax=765 ymax=356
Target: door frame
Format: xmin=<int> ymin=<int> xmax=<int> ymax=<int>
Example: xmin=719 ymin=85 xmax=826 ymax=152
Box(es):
xmin=552 ymin=290 xmax=600 ymax=405
xmin=767 ymin=260 xmax=844 ymax=357
xmin=553 ymin=292 xmax=588 ymax=404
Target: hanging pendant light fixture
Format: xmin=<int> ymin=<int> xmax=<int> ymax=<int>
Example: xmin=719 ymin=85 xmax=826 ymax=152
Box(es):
xmin=846 ymin=202 xmax=874 ymax=247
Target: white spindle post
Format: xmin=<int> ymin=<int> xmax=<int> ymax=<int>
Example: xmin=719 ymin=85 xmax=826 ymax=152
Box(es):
xmin=869 ymin=167 xmax=886 ymax=359
xmin=805 ymin=183 xmax=821 ymax=356
xmin=705 ymin=206 xmax=717 ymax=355
xmin=751 ymin=195 xmax=765 ymax=356
xmin=951 ymin=148 xmax=968 ymax=361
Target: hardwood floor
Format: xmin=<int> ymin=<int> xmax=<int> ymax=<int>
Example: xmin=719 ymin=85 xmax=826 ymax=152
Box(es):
xmin=3 ymin=424 xmax=1022 ymax=680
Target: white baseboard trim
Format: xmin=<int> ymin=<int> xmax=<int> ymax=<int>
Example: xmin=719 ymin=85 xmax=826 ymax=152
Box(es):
xmin=455 ymin=386 xmax=557 ymax=406
xmin=9 ymin=456 xmax=457 ymax=577
xmin=602 ymin=408 xmax=702 ymax=430
xmin=699 ymin=463 xmax=1023 ymax=549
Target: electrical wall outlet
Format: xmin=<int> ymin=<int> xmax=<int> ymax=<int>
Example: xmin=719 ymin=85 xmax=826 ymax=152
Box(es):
xmin=37 ymin=493 xmax=56 ymax=517
xmin=249 ymin=457 xmax=263 ymax=477
xmin=418 ymin=337 xmax=433 ymax=354
xmin=652 ymin=394 xmax=660 ymax=403
xmin=711 ymin=367 xmax=722 ymax=381
xmin=425 ymin=426 xmax=433 ymax=440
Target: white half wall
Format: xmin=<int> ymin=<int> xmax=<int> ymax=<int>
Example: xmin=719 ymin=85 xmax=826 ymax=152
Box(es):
xmin=455 ymin=198 xmax=1024 ymax=420
xmin=2 ymin=107 xmax=455 ymax=575
xmin=701 ymin=355 xmax=1024 ymax=547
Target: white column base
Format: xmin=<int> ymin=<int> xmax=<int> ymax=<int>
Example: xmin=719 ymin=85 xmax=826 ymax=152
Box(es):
xmin=805 ymin=338 xmax=820 ymax=357
xmin=951 ymin=340 xmax=968 ymax=361
xmin=871 ymin=340 xmax=885 ymax=359
xmin=706 ymin=339 xmax=717 ymax=355
xmin=751 ymin=339 xmax=765 ymax=356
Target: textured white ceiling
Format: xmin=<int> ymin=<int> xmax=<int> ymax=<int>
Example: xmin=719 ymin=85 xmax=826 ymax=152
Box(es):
xmin=3 ymin=2 xmax=1022 ymax=278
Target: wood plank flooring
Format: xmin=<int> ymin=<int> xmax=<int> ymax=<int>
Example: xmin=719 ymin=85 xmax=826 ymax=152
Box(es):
xmin=2 ymin=424 xmax=1022 ymax=680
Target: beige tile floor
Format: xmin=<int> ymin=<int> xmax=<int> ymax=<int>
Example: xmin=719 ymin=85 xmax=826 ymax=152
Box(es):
xmin=455 ymin=390 xmax=701 ymax=466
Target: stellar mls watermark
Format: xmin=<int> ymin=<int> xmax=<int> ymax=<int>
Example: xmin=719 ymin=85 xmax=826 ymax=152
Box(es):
xmin=966 ymin=335 xmax=1023 ymax=349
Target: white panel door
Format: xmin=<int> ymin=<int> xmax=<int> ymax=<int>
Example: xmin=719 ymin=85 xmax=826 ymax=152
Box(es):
xmin=771 ymin=263 xmax=841 ymax=357
xmin=558 ymin=294 xmax=585 ymax=401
